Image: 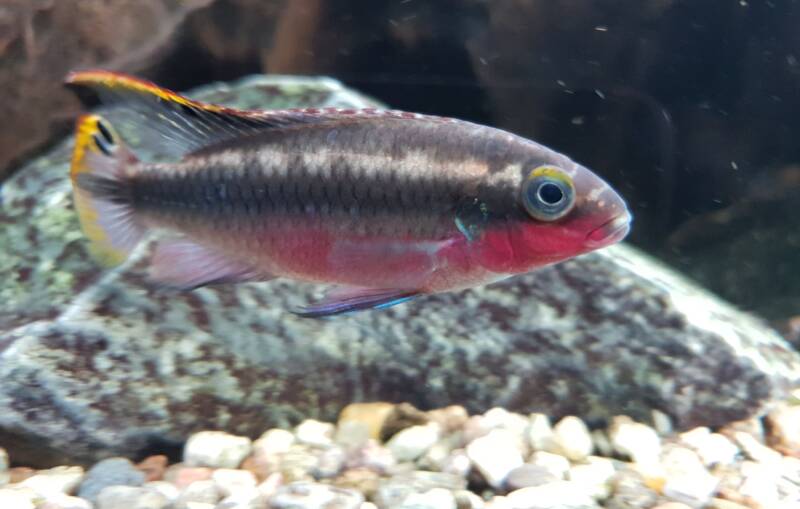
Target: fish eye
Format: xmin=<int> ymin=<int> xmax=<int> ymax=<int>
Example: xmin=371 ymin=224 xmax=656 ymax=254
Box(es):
xmin=522 ymin=165 xmax=576 ymax=221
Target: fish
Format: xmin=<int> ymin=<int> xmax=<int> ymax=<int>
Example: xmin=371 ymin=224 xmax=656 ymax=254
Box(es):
xmin=64 ymin=70 xmax=631 ymax=317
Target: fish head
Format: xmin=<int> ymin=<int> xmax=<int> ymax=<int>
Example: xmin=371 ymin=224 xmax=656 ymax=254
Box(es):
xmin=491 ymin=147 xmax=631 ymax=272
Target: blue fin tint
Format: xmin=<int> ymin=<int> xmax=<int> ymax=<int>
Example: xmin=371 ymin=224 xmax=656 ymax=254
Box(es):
xmin=294 ymin=287 xmax=418 ymax=318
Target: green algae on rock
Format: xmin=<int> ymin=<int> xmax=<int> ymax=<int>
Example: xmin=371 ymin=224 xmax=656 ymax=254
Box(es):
xmin=1 ymin=75 xmax=799 ymax=467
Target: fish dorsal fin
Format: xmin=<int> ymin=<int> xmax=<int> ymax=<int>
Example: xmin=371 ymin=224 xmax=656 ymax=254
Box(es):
xmin=65 ymin=70 xmax=332 ymax=161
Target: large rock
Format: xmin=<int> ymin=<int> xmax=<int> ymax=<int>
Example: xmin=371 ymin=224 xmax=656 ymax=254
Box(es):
xmin=1 ymin=75 xmax=798 ymax=467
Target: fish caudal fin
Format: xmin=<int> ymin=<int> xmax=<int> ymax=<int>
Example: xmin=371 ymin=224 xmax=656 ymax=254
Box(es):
xmin=70 ymin=114 xmax=143 ymax=267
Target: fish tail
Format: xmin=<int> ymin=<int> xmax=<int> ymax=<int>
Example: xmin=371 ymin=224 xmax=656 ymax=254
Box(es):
xmin=70 ymin=114 xmax=144 ymax=267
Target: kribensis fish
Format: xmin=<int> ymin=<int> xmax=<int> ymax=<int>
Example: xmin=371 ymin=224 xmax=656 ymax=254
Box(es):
xmin=65 ymin=70 xmax=631 ymax=317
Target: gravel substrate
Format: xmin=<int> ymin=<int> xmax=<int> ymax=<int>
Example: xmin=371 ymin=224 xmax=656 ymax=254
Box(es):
xmin=2 ymin=402 xmax=800 ymax=509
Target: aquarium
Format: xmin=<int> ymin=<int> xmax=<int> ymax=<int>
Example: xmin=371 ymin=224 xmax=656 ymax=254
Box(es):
xmin=0 ymin=1 xmax=798 ymax=508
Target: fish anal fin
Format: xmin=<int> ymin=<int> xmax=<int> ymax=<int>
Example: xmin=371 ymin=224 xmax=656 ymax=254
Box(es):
xmin=295 ymin=287 xmax=418 ymax=318
xmin=149 ymin=238 xmax=272 ymax=290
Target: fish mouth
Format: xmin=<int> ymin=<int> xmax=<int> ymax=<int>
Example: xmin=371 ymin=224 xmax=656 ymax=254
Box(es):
xmin=586 ymin=212 xmax=632 ymax=247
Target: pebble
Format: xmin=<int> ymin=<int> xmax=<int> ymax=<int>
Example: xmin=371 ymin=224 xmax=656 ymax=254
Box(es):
xmin=552 ymin=416 xmax=593 ymax=462
xmin=212 ymin=468 xmax=257 ymax=497
xmin=78 ymin=457 xmax=146 ymax=503
xmin=466 ymin=429 xmax=524 ymax=488
xmin=215 ymin=487 xmax=266 ymax=509
xmin=386 ymin=423 xmax=441 ymax=462
xmin=738 ymin=461 xmax=780 ymax=507
xmin=568 ymin=456 xmax=616 ymax=499
xmin=606 ymin=467 xmax=659 ymax=509
xmin=163 ymin=466 xmax=213 ymax=490
xmin=483 ymin=408 xmax=531 ymax=439
xmin=660 ymin=447 xmax=718 ymax=508
xmin=38 ymin=494 xmax=93 ymax=509
xmin=295 ymin=420 xmax=336 ymax=448
xmin=314 ymin=445 xmax=346 ymax=478
xmin=19 ymin=465 xmax=85 ymax=496
xmin=440 ymin=449 xmax=471 ymax=478
xmin=505 ymin=464 xmax=559 ymax=490
xmin=345 ymin=439 xmax=396 ymax=473
xmin=338 ymin=402 xmax=396 ymax=441
xmin=143 ymin=481 xmax=180 ymax=502
xmin=176 ymin=479 xmax=221 ymax=506
xmin=184 ymin=432 xmax=252 ymax=469
xmin=651 ymin=504 xmax=693 ymax=509
xmin=269 ymin=481 xmax=364 ymax=509
xmin=732 ymin=431 xmax=783 ymax=465
xmin=454 ymin=489 xmax=486 ymax=509
xmin=426 ymin=406 xmax=469 ymax=434
xmin=95 ymin=485 xmax=169 ymax=509
xmin=505 ymin=481 xmax=597 ymax=509
xmin=529 ymin=451 xmax=570 ymax=479
xmin=766 ymin=404 xmax=800 ymax=456
xmin=399 ymin=487 xmax=457 ymax=509
xmin=0 ymin=487 xmax=37 ymax=509
xmin=609 ymin=417 xmax=662 ymax=468
xmin=679 ymin=427 xmax=739 ymax=467
xmin=253 ymin=429 xmax=295 ymax=458
xmin=527 ymin=414 xmax=556 ymax=453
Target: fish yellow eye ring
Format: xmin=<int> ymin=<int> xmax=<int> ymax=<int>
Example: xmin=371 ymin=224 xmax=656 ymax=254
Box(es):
xmin=521 ymin=165 xmax=576 ymax=221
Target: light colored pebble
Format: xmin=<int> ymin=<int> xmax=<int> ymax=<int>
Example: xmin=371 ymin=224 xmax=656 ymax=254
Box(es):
xmin=211 ymin=469 xmax=257 ymax=497
xmin=184 ymin=432 xmax=252 ymax=469
xmin=269 ymin=481 xmax=364 ymax=509
xmin=295 ymin=420 xmax=335 ymax=448
xmin=567 ymin=456 xmax=616 ymax=499
xmin=527 ymin=414 xmax=556 ymax=453
xmin=143 ymin=481 xmax=180 ymax=502
xmin=184 ymin=503 xmax=214 ymax=509
xmin=440 ymin=449 xmax=471 ymax=478
xmin=399 ymin=487 xmax=457 ymax=509
xmin=454 ymin=489 xmax=485 ymax=509
xmin=336 ymin=421 xmax=372 ymax=450
xmin=708 ymin=499 xmax=750 ymax=509
xmin=374 ymin=471 xmax=466 ymax=507
xmin=466 ymin=429 xmax=524 ymax=488
xmin=96 ymin=485 xmax=169 ymax=509
xmin=20 ymin=466 xmax=84 ymax=496
xmin=163 ymin=466 xmax=213 ymax=490
xmin=483 ymin=408 xmax=530 ymax=439
xmin=651 ymin=503 xmax=693 ymax=509
xmin=386 ymin=423 xmax=441 ymax=462
xmin=360 ymin=503 xmax=378 ymax=509
xmin=177 ymin=480 xmax=221 ymax=507
xmin=679 ymin=427 xmax=739 ymax=467
xmin=505 ymin=481 xmax=596 ymax=509
xmin=345 ymin=439 xmax=396 ymax=473
xmin=506 ymin=464 xmax=559 ymax=491
xmin=426 ymin=406 xmax=469 ymax=434
xmin=609 ymin=416 xmax=661 ymax=468
xmin=78 ymin=458 xmax=145 ymax=502
xmin=484 ymin=495 xmax=512 ymax=509
xmin=252 ymin=429 xmax=295 ymax=459
xmin=0 ymin=487 xmax=36 ymax=509
xmin=338 ymin=402 xmax=396 ymax=442
xmin=552 ymin=416 xmax=593 ymax=462
xmin=314 ymin=445 xmax=346 ymax=478
xmin=733 ymin=431 xmax=783 ymax=465
xmin=38 ymin=494 xmax=93 ymax=509
xmin=766 ymin=404 xmax=800 ymax=456
xmin=529 ymin=451 xmax=570 ymax=479
xmin=215 ymin=486 xmax=266 ymax=509
xmin=660 ymin=447 xmax=718 ymax=508
xmin=739 ymin=461 xmax=779 ymax=507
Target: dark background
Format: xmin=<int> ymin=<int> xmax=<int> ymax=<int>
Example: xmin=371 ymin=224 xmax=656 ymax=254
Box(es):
xmin=2 ymin=0 xmax=799 ymax=328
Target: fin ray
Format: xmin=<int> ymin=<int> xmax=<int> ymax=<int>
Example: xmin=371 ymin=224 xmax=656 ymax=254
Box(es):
xmin=295 ymin=287 xmax=418 ymax=318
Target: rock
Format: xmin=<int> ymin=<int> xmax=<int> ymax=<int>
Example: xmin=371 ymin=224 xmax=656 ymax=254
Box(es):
xmin=211 ymin=469 xmax=257 ymax=497
xmin=19 ymin=466 xmax=84 ymax=497
xmin=529 ymin=452 xmax=570 ymax=479
xmin=338 ymin=403 xmax=397 ymax=442
xmin=216 ymin=487 xmax=266 ymax=509
xmin=96 ymin=485 xmax=170 ymax=509
xmin=379 ymin=404 xmax=430 ymax=442
xmin=176 ymin=479 xmax=221 ymax=506
xmin=313 ymin=445 xmax=346 ymax=478
xmin=0 ymin=487 xmax=36 ymax=508
xmin=2 ymin=74 xmax=800 ymax=466
xmin=505 ymin=464 xmax=559 ymax=491
xmin=38 ymin=494 xmax=94 ymax=509
xmin=78 ymin=458 xmax=146 ymax=503
xmin=651 ymin=504 xmax=693 ymax=509
xmin=466 ymin=429 xmax=525 ymax=488
xmin=295 ymin=420 xmax=335 ymax=448
xmin=732 ymin=431 xmax=782 ymax=465
xmin=386 ymin=423 xmax=441 ymax=462
xmin=659 ymin=447 xmax=718 ymax=509
xmin=568 ymin=457 xmax=616 ymax=499
xmin=505 ymin=481 xmax=597 ymax=509
xmin=738 ymin=461 xmax=780 ymax=508
xmin=344 ymin=440 xmax=396 ymax=474
xmin=678 ymin=428 xmax=739 ymax=467
xmin=269 ymin=481 xmax=364 ymax=509
xmin=527 ymin=414 xmax=556 ymax=453
xmin=426 ymin=406 xmax=470 ymax=434
xmin=482 ymin=408 xmax=531 ymax=439
xmin=609 ymin=417 xmax=662 ymax=468
xmin=137 ymin=456 xmax=168 ymax=482
xmin=399 ymin=487 xmax=457 ymax=509
xmin=552 ymin=416 xmax=593 ymax=461
xmin=374 ymin=471 xmax=466 ymax=507
xmin=184 ymin=432 xmax=252 ymax=469
xmin=440 ymin=449 xmax=471 ymax=478
xmin=766 ymin=404 xmax=800 ymax=456
xmin=163 ymin=466 xmax=213 ymax=490
xmin=143 ymin=481 xmax=180 ymax=502
xmin=606 ymin=467 xmax=659 ymax=509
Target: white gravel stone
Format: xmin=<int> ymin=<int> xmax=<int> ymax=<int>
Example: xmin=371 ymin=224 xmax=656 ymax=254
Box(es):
xmin=680 ymin=427 xmax=739 ymax=467
xmin=739 ymin=461 xmax=780 ymax=507
xmin=454 ymin=489 xmax=486 ymax=509
xmin=527 ymin=414 xmax=556 ymax=453
xmin=552 ymin=416 xmax=593 ymax=462
xmin=483 ymin=408 xmax=530 ymax=439
xmin=505 ymin=481 xmax=597 ymax=509
xmin=215 ymin=486 xmax=266 ymax=509
xmin=38 ymin=494 xmax=93 ymax=509
xmin=609 ymin=417 xmax=661 ymax=468
xmin=184 ymin=431 xmax=252 ymax=469
xmin=96 ymin=485 xmax=170 ymax=509
xmin=568 ymin=456 xmax=616 ymax=499
xmin=177 ymin=480 xmax=221 ymax=507
xmin=336 ymin=421 xmax=372 ymax=450
xmin=295 ymin=420 xmax=335 ymax=448
xmin=211 ymin=469 xmax=257 ymax=497
xmin=660 ymin=447 xmax=718 ymax=508
xmin=733 ymin=431 xmax=782 ymax=465
xmin=529 ymin=451 xmax=570 ymax=479
xmin=485 ymin=495 xmax=513 ymax=509
xmin=386 ymin=423 xmax=441 ymax=462
xmin=269 ymin=481 xmax=364 ymax=509
xmin=0 ymin=487 xmax=36 ymax=509
xmin=253 ymin=429 xmax=295 ymax=458
xmin=20 ymin=466 xmax=84 ymax=496
xmin=441 ymin=449 xmax=472 ymax=478
xmin=143 ymin=481 xmax=180 ymax=502
xmin=314 ymin=445 xmax=346 ymax=478
xmin=399 ymin=487 xmax=457 ymax=509
xmin=466 ymin=429 xmax=524 ymax=488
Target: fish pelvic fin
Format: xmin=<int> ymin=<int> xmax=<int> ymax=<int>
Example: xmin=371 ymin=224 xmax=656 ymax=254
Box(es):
xmin=64 ymin=70 xmax=329 ymax=161
xmin=294 ymin=287 xmax=419 ymax=318
xmin=70 ymin=114 xmax=143 ymax=267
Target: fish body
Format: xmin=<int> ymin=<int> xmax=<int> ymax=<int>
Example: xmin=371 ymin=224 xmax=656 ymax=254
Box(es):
xmin=66 ymin=71 xmax=631 ymax=316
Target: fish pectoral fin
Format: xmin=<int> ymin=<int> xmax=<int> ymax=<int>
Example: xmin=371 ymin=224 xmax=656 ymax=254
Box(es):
xmin=294 ymin=287 xmax=419 ymax=318
xmin=65 ymin=70 xmax=332 ymax=161
xmin=149 ymin=237 xmax=273 ymax=290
